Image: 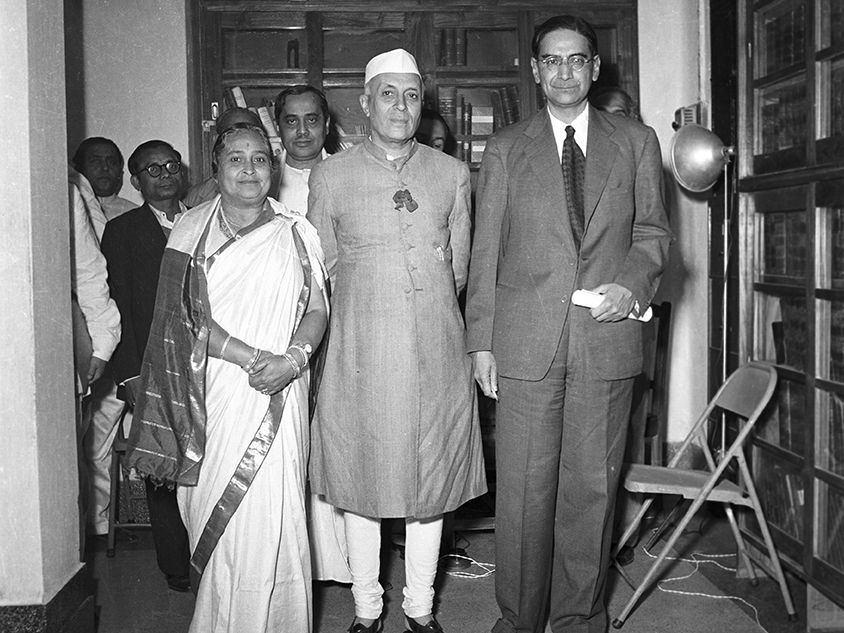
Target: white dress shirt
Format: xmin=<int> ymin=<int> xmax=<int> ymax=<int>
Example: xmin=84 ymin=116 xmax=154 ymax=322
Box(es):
xmin=548 ymin=106 xmax=589 ymax=162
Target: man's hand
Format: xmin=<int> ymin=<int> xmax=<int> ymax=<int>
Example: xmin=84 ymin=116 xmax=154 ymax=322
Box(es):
xmin=123 ymin=377 xmax=141 ymax=408
xmin=588 ymin=283 xmax=636 ymax=322
xmin=87 ymin=356 xmax=108 ymax=384
xmin=471 ymin=351 xmax=499 ymax=400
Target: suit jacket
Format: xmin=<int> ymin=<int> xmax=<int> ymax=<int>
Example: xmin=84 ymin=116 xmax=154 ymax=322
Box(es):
xmin=100 ymin=203 xmax=168 ymax=384
xmin=465 ymin=106 xmax=673 ymax=381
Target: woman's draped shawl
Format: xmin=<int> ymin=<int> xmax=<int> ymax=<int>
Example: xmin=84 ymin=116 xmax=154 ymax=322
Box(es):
xmin=126 ymin=196 xmax=327 ymax=486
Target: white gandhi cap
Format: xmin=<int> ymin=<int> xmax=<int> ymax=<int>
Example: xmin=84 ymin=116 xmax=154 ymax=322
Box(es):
xmin=364 ymin=48 xmax=421 ymax=85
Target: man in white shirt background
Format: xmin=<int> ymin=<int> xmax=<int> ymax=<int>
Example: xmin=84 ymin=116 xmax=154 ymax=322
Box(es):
xmin=72 ymin=137 xmax=136 ymax=221
xmin=274 ymin=84 xmax=331 ymax=214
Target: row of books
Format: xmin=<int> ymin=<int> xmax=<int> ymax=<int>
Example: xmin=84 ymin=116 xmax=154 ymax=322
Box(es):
xmin=761 ymin=211 xmax=808 ymax=279
xmin=454 ymin=140 xmax=486 ymax=164
xmin=439 ymin=28 xmax=467 ymax=66
xmin=827 ymin=391 xmax=844 ymax=477
xmin=762 ymin=3 xmax=805 ymax=75
xmin=438 ymin=86 xmax=520 ymax=136
xmin=757 ymin=461 xmax=804 ymax=542
xmin=759 ymin=84 xmax=806 ymax=153
xmin=223 ymin=86 xmax=285 ymax=159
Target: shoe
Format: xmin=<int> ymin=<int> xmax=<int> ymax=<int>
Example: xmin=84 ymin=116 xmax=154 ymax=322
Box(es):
xmin=405 ymin=615 xmax=444 ymax=632
xmin=347 ymin=618 xmax=382 ymax=633
xmin=617 ymin=544 xmax=635 ymax=567
xmin=166 ymin=575 xmax=191 ymax=592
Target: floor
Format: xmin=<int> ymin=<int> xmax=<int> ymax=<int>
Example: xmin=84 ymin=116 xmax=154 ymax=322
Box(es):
xmin=86 ymin=503 xmax=810 ymax=633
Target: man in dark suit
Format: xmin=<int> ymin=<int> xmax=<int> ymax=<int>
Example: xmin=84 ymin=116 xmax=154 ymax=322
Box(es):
xmin=100 ymin=140 xmax=191 ymax=592
xmin=465 ymin=15 xmax=673 ymax=633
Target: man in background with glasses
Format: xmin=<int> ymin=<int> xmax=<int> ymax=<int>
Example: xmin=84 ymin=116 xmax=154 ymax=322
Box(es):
xmin=99 ymin=140 xmax=191 ymax=593
xmin=465 ymin=14 xmax=672 ymax=633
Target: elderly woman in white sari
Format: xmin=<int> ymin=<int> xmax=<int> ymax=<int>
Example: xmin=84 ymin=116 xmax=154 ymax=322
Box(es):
xmin=126 ymin=123 xmax=328 ymax=632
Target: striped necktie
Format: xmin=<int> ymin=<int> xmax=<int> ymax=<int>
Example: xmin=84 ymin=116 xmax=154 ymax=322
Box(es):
xmin=562 ymin=125 xmax=585 ymax=248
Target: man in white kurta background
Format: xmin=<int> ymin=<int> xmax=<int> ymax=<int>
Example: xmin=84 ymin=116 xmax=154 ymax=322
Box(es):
xmin=274 ymin=84 xmax=331 ymax=213
xmin=73 ymin=137 xmax=136 ymax=220
xmin=308 ymin=49 xmax=486 ymax=633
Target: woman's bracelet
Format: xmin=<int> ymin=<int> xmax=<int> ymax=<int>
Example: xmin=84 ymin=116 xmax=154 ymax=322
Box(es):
xmin=243 ymin=347 xmax=262 ymax=372
xmin=281 ymin=352 xmax=302 ymax=378
xmin=287 ymin=343 xmax=312 ymax=369
xmin=219 ymin=335 xmax=232 ymax=362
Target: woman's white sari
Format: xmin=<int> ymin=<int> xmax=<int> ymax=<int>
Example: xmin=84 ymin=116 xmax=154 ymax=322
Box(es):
xmin=177 ymin=200 xmax=323 ymax=632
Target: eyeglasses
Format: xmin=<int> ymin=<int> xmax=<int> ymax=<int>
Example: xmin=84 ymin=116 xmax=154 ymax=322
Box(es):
xmin=135 ymin=160 xmax=181 ymax=177
xmin=537 ymin=54 xmax=596 ymax=72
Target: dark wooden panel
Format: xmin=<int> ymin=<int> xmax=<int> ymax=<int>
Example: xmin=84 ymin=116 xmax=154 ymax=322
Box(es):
xmin=221 ymin=28 xmax=308 ymax=72
xmin=220 ymin=11 xmax=306 ymax=27
xmin=321 ymin=12 xmax=407 ymax=29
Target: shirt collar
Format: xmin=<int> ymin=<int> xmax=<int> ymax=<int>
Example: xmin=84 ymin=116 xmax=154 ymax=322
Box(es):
xmin=548 ymin=106 xmax=590 ymax=161
xmin=148 ymin=201 xmax=186 ymax=229
xmin=363 ymin=136 xmax=418 ymax=168
xmin=283 ymin=148 xmax=329 ymax=174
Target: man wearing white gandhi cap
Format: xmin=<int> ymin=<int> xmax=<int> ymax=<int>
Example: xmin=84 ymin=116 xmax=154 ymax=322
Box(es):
xmin=307 ymin=48 xmax=487 ymax=633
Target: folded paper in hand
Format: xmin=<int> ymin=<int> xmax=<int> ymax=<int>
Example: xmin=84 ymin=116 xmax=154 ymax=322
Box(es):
xmin=570 ymin=289 xmax=653 ymax=322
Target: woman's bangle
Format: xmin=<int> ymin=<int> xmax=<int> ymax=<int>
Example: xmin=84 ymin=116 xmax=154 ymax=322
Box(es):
xmin=288 ymin=343 xmax=312 ymax=369
xmin=219 ymin=335 xmax=232 ymax=361
xmin=281 ymin=352 xmax=301 ymax=378
xmin=243 ymin=347 xmax=262 ymax=372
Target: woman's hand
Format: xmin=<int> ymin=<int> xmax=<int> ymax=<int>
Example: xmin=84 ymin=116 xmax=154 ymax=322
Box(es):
xmin=247 ymin=353 xmax=297 ymax=396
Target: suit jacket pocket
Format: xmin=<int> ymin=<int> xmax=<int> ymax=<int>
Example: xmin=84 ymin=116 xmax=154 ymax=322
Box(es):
xmin=580 ymin=317 xmax=642 ymax=380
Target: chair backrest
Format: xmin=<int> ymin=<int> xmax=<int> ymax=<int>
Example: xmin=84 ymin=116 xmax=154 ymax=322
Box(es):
xmin=666 ymin=362 xmax=777 ymax=469
xmin=713 ymin=362 xmax=778 ymax=421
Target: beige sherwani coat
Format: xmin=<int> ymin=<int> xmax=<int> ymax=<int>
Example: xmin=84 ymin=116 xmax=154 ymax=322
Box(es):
xmin=307 ymin=139 xmax=486 ymax=518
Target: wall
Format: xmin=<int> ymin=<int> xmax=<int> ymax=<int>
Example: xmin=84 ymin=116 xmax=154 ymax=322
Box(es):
xmin=0 ymin=0 xmax=81 ymax=605
xmin=638 ymin=0 xmax=710 ymax=442
xmin=67 ymin=0 xmax=189 ymax=207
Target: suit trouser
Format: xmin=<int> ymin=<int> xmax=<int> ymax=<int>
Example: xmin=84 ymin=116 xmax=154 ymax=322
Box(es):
xmin=144 ymin=477 xmax=191 ymax=579
xmin=492 ymin=326 xmax=633 ymax=633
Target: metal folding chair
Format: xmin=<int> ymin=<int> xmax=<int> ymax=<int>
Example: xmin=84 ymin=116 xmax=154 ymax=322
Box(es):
xmin=611 ymin=361 xmax=797 ymax=628
xmin=106 ymin=404 xmax=150 ymax=557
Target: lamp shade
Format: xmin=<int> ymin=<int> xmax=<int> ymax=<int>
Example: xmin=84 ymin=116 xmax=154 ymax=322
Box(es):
xmin=669 ymin=124 xmax=734 ymax=192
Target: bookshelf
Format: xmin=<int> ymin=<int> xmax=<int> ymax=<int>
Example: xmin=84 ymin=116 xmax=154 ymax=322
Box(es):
xmin=737 ymin=0 xmax=844 ymax=608
xmin=188 ymin=1 xmax=638 ymax=181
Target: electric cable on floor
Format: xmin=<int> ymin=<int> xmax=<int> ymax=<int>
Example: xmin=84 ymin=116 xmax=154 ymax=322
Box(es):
xmin=640 ymin=545 xmax=768 ymax=632
xmin=439 ymin=535 xmax=496 ymax=579
xmin=439 ymin=553 xmax=495 ymax=578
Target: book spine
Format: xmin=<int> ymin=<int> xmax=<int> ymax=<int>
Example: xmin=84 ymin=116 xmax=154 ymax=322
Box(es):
xmin=256 ymin=106 xmax=278 ymax=137
xmin=455 ymin=29 xmax=466 ymax=66
xmin=498 ymin=87 xmax=514 ymax=125
xmin=470 ymin=139 xmax=486 ymax=164
xmin=444 ymin=29 xmax=457 ymax=66
xmin=490 ymin=89 xmax=503 ymax=131
xmin=471 ymin=105 xmax=494 ymax=135
xmin=230 ymin=86 xmax=247 ymax=108
xmin=463 ymin=101 xmax=472 ymax=136
xmin=438 ymin=86 xmax=458 ymax=135
xmin=505 ymin=85 xmax=520 ymax=122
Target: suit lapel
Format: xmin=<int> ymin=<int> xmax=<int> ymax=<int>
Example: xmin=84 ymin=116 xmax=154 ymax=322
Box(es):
xmin=139 ymin=203 xmax=168 ymax=257
xmin=584 ymin=107 xmax=617 ymax=233
xmin=523 ymin=110 xmax=562 ymax=199
xmin=521 ymin=110 xmax=579 ymax=251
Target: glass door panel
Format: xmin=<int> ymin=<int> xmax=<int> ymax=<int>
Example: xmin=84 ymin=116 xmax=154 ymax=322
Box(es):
xmin=816 ymin=480 xmax=844 ymax=572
